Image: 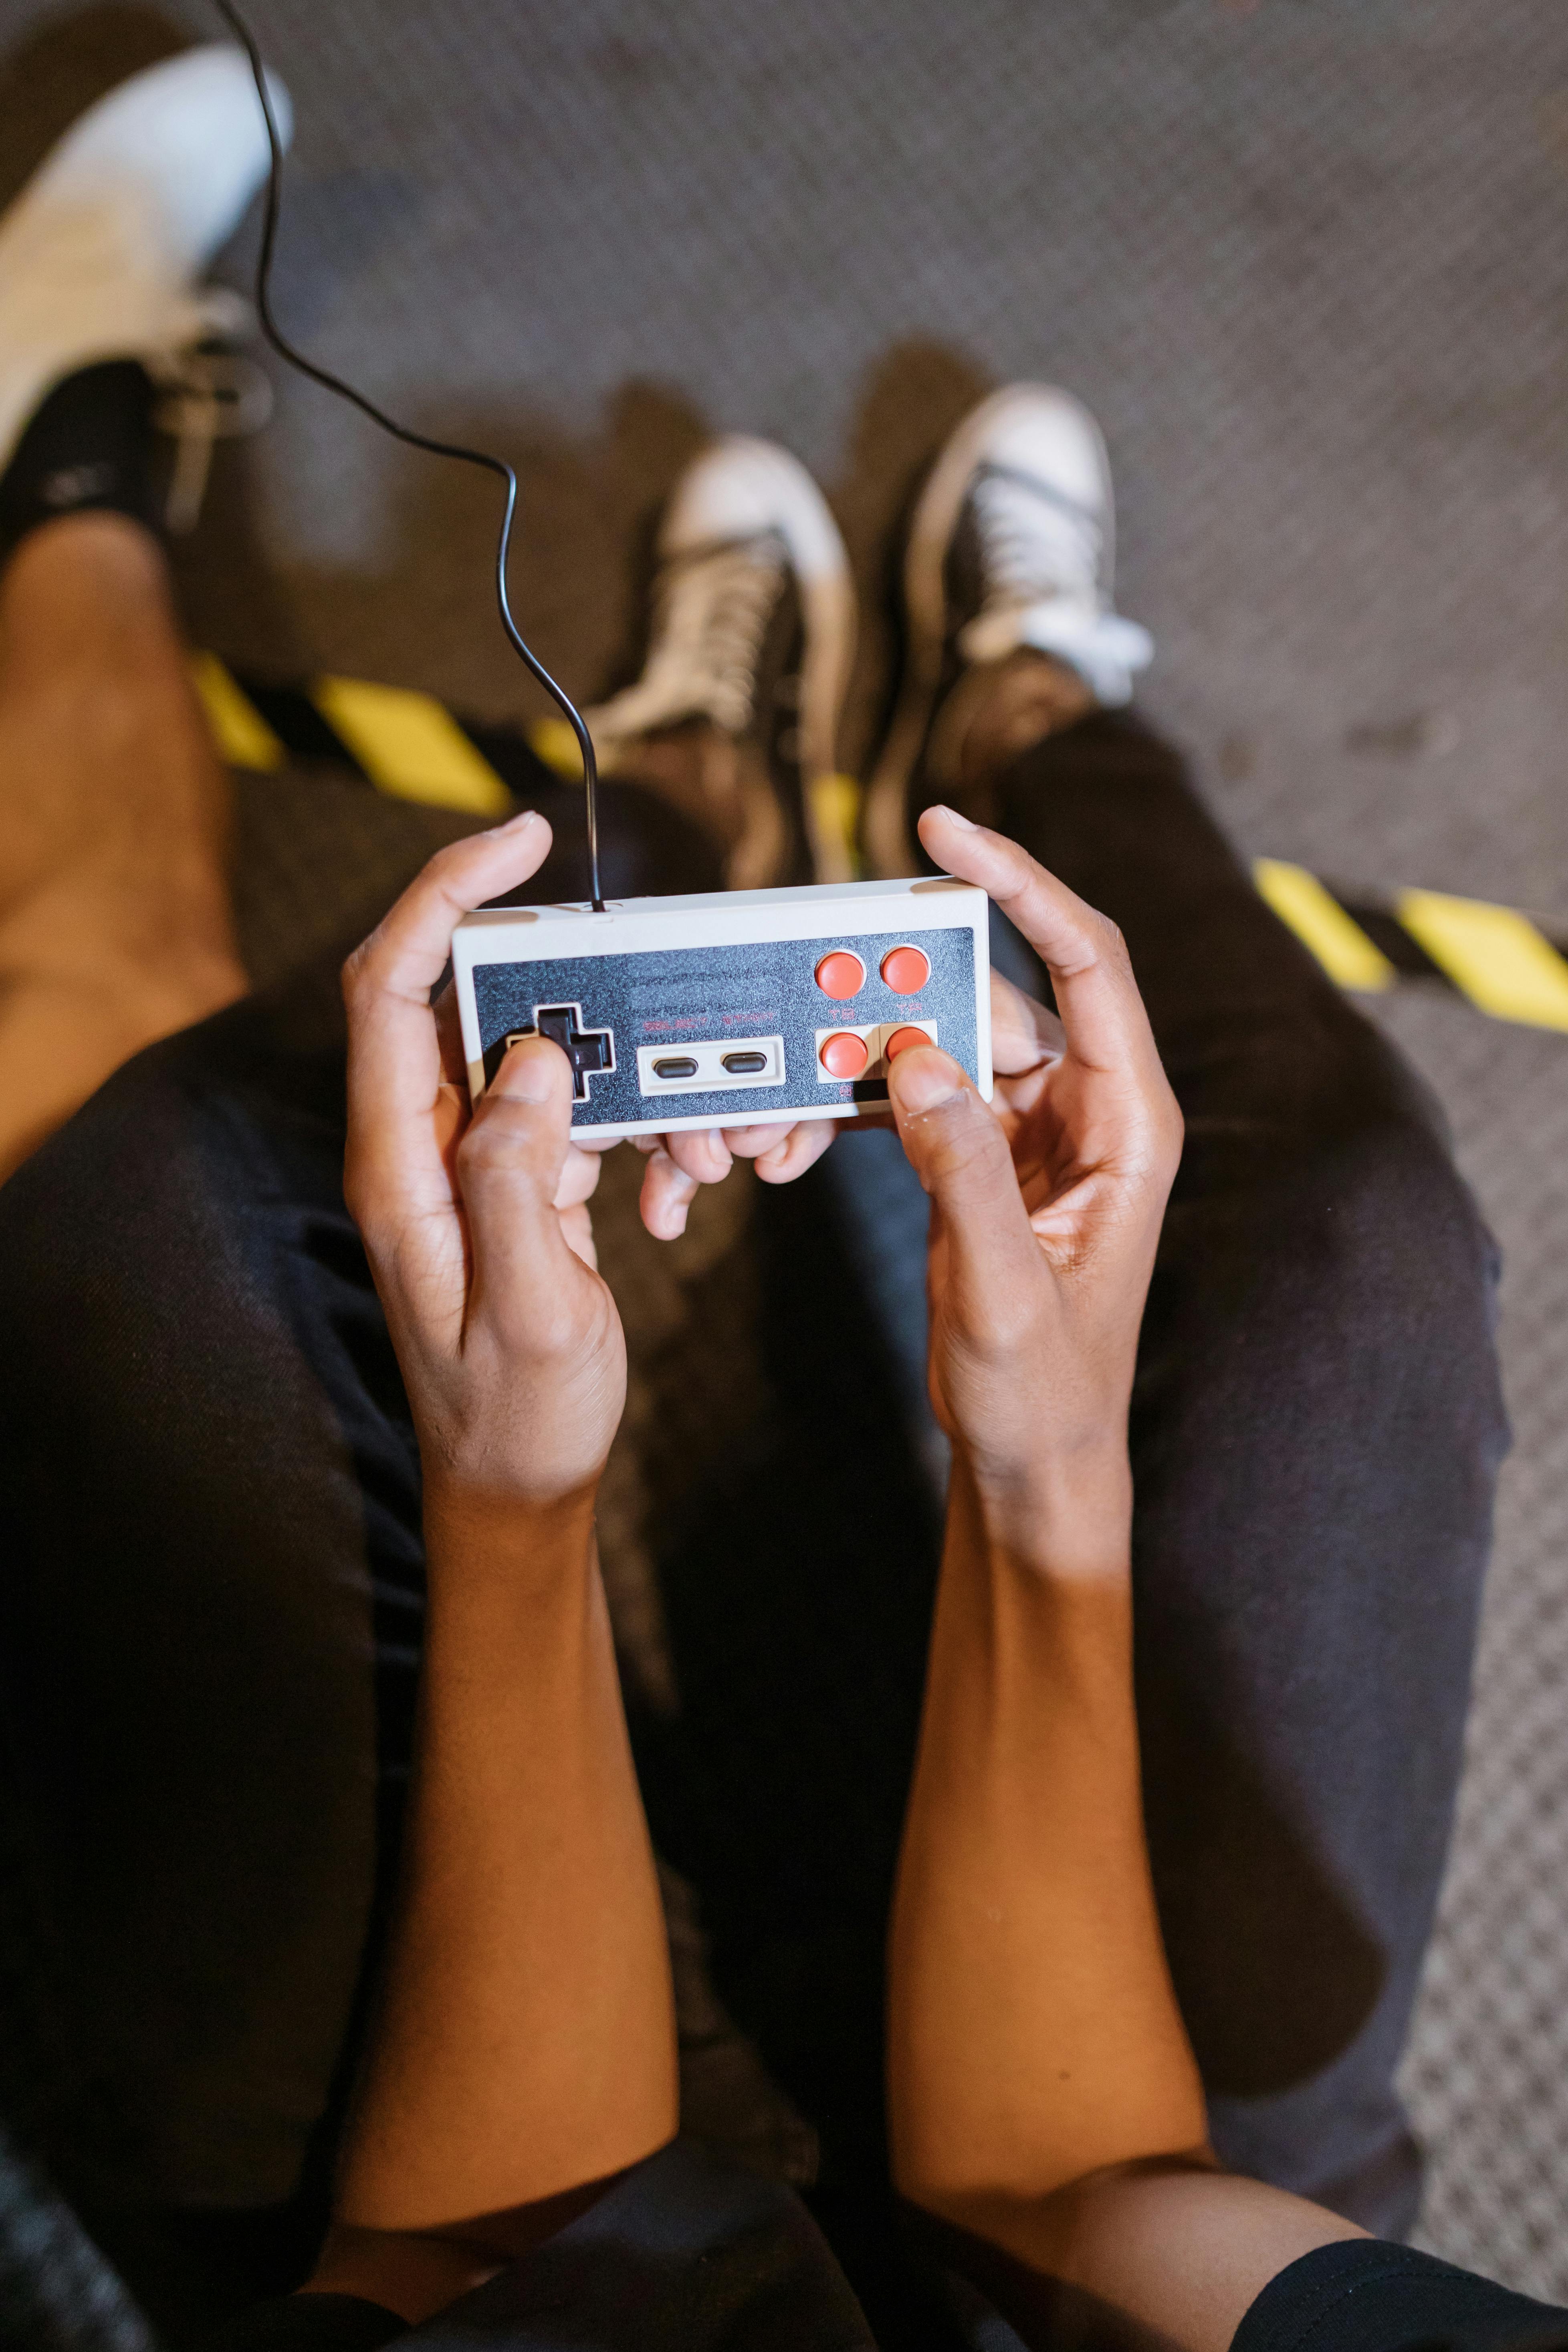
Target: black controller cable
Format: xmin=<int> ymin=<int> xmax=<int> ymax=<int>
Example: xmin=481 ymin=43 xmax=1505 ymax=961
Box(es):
xmin=211 ymin=0 xmax=607 ymax=911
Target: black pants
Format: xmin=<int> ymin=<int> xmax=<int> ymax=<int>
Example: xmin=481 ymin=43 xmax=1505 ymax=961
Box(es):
xmin=0 ymin=716 xmax=1507 ymax=2343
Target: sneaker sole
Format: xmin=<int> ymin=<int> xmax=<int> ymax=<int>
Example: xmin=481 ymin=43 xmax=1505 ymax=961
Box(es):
xmin=862 ymin=383 xmax=1115 ymax=879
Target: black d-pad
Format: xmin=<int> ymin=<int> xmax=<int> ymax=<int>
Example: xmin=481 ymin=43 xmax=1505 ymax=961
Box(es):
xmin=533 ymin=1003 xmax=615 ymax=1101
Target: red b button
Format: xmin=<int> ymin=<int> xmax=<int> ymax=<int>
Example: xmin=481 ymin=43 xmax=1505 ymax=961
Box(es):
xmin=884 ymin=1025 xmax=932 ymax=1061
xmin=880 ymin=945 xmax=930 ymax=994
xmin=819 ymin=1031 xmax=869 ymax=1078
xmin=815 ymin=950 xmax=865 ymax=1000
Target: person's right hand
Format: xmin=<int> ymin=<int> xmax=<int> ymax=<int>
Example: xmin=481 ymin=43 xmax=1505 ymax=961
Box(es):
xmin=885 ymin=806 xmax=1183 ymax=1552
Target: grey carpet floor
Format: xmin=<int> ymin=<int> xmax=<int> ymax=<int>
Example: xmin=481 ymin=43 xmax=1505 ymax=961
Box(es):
xmin=2 ymin=0 xmax=1567 ymax=2309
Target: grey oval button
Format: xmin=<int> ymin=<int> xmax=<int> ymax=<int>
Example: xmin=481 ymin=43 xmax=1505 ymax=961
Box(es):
xmin=652 ymin=1055 xmax=698 ymax=1079
xmin=721 ymin=1051 xmax=768 ymax=1074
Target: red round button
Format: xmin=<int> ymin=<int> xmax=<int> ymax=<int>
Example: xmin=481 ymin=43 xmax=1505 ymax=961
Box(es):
xmin=880 ymin=945 xmax=930 ymax=994
xmin=815 ymin=950 xmax=865 ymax=1000
xmin=884 ymin=1025 xmax=932 ymax=1061
xmin=819 ymin=1031 xmax=870 ymax=1078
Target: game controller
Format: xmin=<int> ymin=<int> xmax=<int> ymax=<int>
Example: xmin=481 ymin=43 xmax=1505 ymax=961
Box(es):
xmin=453 ymin=877 xmax=993 ymax=1143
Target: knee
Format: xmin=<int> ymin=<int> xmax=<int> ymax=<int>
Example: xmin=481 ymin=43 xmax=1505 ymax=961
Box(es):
xmin=1292 ymin=1105 xmax=1501 ymax=1393
xmin=1146 ymin=1096 xmax=1509 ymax=1555
xmin=1289 ymin=1107 xmax=1504 ymax=1486
xmin=1171 ymin=990 xmax=1499 ymax=1349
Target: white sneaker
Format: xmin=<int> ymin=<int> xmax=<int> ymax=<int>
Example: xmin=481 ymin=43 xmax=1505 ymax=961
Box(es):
xmin=585 ymin=436 xmax=857 ymax=887
xmin=0 ymin=44 xmax=290 ymax=474
xmin=863 ymin=385 xmax=1153 ymax=878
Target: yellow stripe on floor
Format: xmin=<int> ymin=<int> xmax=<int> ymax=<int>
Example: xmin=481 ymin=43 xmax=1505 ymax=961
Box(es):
xmin=1396 ymin=888 xmax=1568 ymax=1032
xmin=808 ymin=773 xmax=863 ymax=884
xmin=313 ymin=676 xmax=511 ymax=816
xmin=190 ymin=653 xmax=285 ymax=771
xmin=1253 ymin=858 xmax=1394 ymax=991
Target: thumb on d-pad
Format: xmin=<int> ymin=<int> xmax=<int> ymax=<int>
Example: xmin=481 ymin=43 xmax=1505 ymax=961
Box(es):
xmin=457 ymin=1035 xmax=577 ymax=1315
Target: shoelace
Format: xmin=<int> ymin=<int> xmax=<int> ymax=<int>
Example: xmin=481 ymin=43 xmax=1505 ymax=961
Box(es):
xmin=624 ymin=531 xmax=789 ymax=736
xmin=971 ymin=464 xmax=1104 ymax=614
xmin=153 ymin=338 xmax=274 ymax=532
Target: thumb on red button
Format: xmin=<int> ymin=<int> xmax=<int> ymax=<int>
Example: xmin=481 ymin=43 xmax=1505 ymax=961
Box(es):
xmin=887 ymin=1043 xmax=1038 ymax=1304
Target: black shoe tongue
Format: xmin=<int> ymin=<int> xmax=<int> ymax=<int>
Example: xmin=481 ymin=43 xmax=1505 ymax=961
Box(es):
xmin=0 ymin=359 xmax=159 ymax=565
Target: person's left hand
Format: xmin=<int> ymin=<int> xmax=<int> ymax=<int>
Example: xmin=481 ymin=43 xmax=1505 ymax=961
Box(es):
xmin=343 ymin=811 xmax=626 ymax=1517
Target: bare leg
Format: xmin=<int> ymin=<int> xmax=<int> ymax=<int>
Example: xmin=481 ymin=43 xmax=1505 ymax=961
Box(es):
xmin=0 ymin=512 xmax=246 ymax=1180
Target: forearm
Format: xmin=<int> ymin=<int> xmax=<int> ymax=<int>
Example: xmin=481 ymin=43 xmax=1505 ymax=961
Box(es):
xmin=333 ymin=1489 xmax=677 ymax=2243
xmin=887 ymin=1449 xmax=1207 ymax=2238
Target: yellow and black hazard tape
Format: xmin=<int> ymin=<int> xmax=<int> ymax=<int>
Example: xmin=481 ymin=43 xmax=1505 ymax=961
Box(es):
xmin=192 ymin=655 xmax=1568 ymax=1039
xmin=1252 ymin=859 xmax=1568 ymax=1034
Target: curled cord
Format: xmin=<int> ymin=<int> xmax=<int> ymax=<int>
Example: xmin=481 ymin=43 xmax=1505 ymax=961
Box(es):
xmin=210 ymin=0 xmax=606 ymax=910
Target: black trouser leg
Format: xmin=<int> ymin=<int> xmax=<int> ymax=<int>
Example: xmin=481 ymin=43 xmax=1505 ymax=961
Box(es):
xmin=989 ymin=710 xmax=1508 ymax=2230
xmin=0 ymin=784 xmax=722 ymax=2342
xmin=0 ymin=956 xmax=408 ymax=2335
xmin=0 ymin=707 xmax=1505 ymax=2352
xmin=621 ymin=710 xmax=1504 ymax=2336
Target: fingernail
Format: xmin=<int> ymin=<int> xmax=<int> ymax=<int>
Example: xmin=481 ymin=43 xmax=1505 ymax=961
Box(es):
xmin=491 ymin=807 xmax=538 ymax=835
xmin=497 ymin=1035 xmax=560 ymax=1101
xmin=927 ymin=803 xmax=975 ymax=831
xmin=891 ymin=1051 xmax=963 ymax=1113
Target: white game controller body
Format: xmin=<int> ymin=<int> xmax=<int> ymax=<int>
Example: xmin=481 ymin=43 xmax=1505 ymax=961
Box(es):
xmin=452 ymin=876 xmax=993 ymax=1144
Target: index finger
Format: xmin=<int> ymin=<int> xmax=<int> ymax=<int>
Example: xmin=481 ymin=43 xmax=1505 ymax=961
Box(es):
xmin=918 ymin=804 xmax=1159 ymax=1080
xmin=343 ymin=810 xmax=551 ymax=1159
xmin=989 ymin=966 xmax=1065 ymax=1077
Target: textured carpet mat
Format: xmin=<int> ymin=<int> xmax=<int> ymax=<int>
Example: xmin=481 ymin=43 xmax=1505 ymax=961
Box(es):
xmin=1 ymin=0 xmax=1567 ymax=2320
